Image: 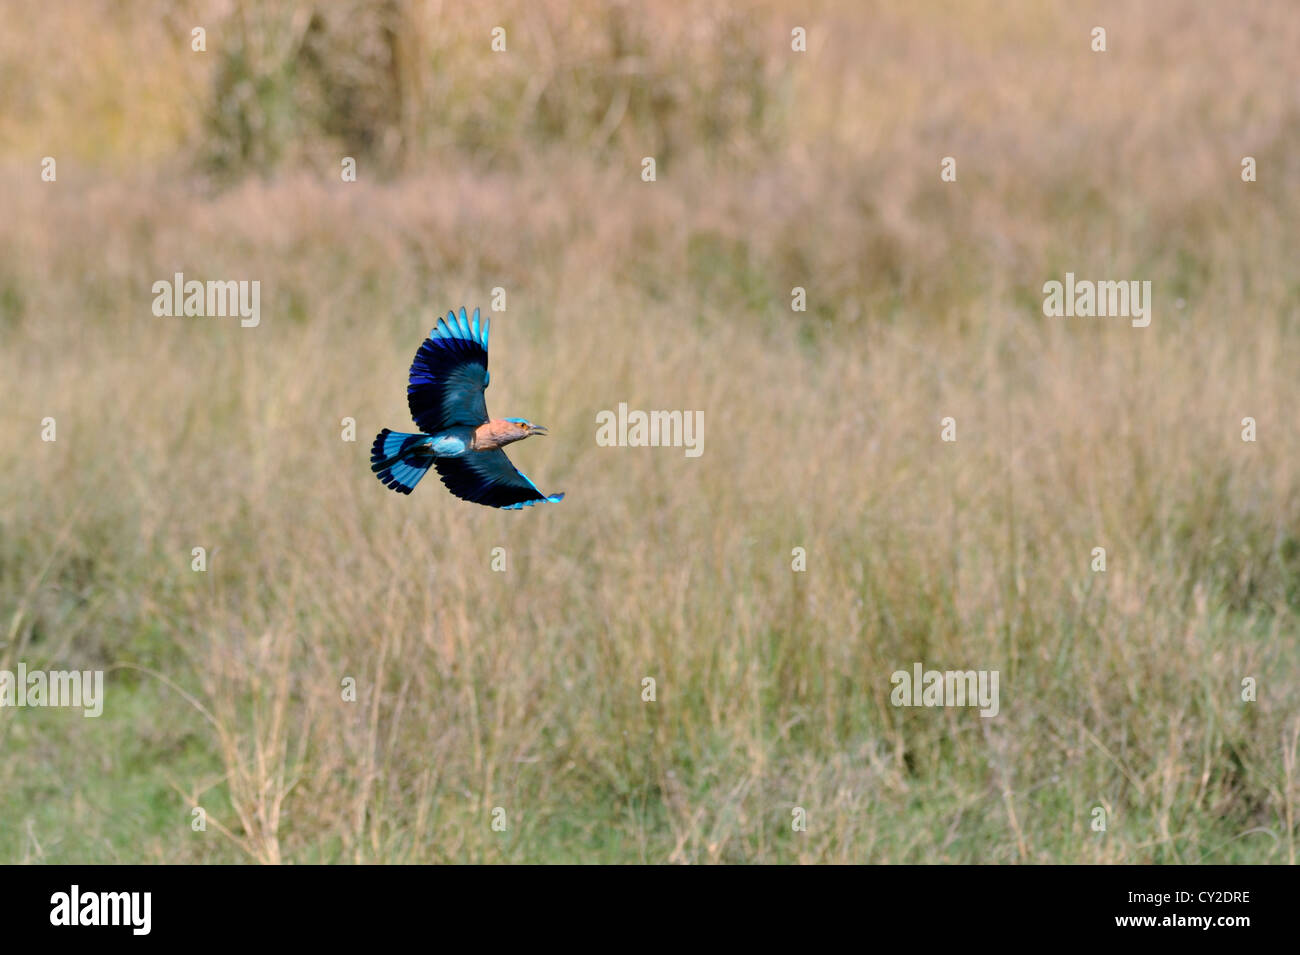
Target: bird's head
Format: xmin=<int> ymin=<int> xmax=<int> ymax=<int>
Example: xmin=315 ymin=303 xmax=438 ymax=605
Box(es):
xmin=503 ymin=417 xmax=548 ymax=440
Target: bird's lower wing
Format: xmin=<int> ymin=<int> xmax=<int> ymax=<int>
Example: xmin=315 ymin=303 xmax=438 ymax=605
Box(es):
xmin=434 ymin=449 xmax=564 ymax=509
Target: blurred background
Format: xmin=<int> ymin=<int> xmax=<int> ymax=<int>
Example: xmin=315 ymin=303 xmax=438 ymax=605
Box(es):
xmin=1 ymin=0 xmax=1298 ymax=863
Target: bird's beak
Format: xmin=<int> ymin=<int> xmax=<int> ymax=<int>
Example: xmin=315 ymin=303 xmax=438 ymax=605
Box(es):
xmin=530 ymin=424 xmax=548 ymax=436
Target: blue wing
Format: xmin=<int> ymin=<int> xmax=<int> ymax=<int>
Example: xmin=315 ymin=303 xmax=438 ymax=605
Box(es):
xmin=433 ymin=449 xmax=565 ymax=509
xmin=408 ymin=307 xmax=491 ymax=433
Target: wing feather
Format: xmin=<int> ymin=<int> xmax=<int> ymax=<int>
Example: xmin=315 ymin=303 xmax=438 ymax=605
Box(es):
xmin=407 ymin=308 xmax=490 ymax=433
xmin=433 ymin=449 xmax=564 ymax=509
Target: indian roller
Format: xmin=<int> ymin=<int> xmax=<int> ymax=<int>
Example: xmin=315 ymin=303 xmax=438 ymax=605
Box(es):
xmin=370 ymin=307 xmax=564 ymax=509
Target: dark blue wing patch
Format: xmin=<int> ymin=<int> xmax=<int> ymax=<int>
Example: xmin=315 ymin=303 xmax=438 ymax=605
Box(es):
xmin=433 ymin=449 xmax=564 ymax=509
xmin=407 ymin=307 xmax=490 ymax=434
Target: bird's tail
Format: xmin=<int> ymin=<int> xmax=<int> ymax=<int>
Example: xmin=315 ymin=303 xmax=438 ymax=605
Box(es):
xmin=371 ymin=429 xmax=435 ymax=495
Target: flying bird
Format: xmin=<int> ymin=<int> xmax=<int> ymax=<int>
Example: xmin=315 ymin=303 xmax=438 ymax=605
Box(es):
xmin=370 ymin=307 xmax=564 ymax=509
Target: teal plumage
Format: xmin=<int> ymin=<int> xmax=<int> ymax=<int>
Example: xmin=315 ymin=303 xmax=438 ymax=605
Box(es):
xmin=370 ymin=308 xmax=564 ymax=509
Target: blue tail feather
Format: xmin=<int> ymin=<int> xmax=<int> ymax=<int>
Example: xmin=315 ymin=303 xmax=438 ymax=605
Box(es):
xmin=371 ymin=429 xmax=434 ymax=495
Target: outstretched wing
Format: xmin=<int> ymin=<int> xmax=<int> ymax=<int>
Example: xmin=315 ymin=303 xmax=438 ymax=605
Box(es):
xmin=434 ymin=449 xmax=565 ymax=510
xmin=408 ymin=307 xmax=491 ymax=434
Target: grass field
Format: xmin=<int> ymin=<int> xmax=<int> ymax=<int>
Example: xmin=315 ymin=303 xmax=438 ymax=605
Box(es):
xmin=2 ymin=0 xmax=1298 ymax=863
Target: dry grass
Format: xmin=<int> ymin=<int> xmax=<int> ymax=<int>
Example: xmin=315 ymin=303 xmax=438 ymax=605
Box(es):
xmin=1 ymin=0 xmax=1298 ymax=863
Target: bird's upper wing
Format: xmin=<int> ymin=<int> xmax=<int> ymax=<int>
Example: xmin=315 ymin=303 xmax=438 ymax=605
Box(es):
xmin=433 ymin=449 xmax=565 ymax=509
xmin=407 ymin=308 xmax=491 ymax=433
